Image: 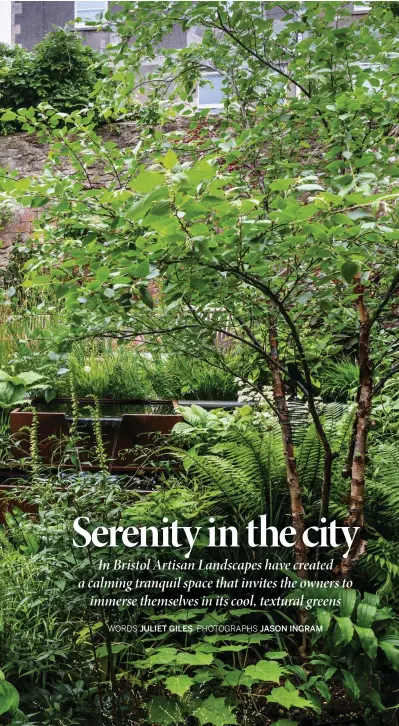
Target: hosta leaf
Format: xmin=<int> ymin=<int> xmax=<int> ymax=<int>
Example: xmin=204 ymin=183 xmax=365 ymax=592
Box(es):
xmin=267 ymin=686 xmax=313 ymax=710
xmin=193 ymin=695 xmax=237 ymax=726
xmin=244 ymin=659 xmax=284 ymax=683
xmin=271 ymin=721 xmax=299 ymax=726
xmin=165 ymin=674 xmax=193 ymax=698
xmin=11 ymin=371 xmax=44 ymax=386
xmin=0 ymin=680 xmax=19 ymax=716
xmin=148 ymin=696 xmax=183 ymax=725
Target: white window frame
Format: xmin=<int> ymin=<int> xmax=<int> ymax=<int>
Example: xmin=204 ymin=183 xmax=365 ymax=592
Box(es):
xmin=352 ymin=2 xmax=371 ymax=13
xmin=197 ymin=71 xmax=225 ymax=110
xmin=74 ymin=0 xmax=108 ymax=28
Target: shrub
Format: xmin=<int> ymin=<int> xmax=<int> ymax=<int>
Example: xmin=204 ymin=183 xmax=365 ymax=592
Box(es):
xmin=0 ymin=30 xmax=101 ymax=131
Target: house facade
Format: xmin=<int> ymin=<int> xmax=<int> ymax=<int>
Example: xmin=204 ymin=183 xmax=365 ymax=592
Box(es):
xmin=0 ymin=2 xmax=370 ymax=51
xmin=0 ymin=1 xmax=371 ymax=108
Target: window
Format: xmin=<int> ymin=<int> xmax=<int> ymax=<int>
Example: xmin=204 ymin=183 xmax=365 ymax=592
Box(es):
xmin=352 ymin=2 xmax=370 ymax=13
xmin=75 ymin=1 xmax=108 ymax=25
xmin=197 ymin=72 xmax=225 ymax=108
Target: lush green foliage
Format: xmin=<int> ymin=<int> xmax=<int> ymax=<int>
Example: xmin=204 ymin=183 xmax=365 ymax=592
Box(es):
xmin=0 ymin=30 xmax=100 ymax=131
xmin=1 ymin=2 xmax=399 ymax=724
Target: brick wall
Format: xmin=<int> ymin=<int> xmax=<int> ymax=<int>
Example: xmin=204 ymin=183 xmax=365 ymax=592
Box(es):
xmin=0 ymin=207 xmax=37 ymax=269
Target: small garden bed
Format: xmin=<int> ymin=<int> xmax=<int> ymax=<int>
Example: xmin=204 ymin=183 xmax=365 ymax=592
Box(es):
xmin=10 ymin=398 xmax=184 ymax=472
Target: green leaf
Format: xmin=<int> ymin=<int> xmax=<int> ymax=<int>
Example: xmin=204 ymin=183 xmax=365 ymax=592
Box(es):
xmin=354 ymin=626 xmax=378 ymax=659
xmin=193 ymin=695 xmax=237 ymax=726
xmin=341 ymin=669 xmax=360 ymax=700
xmin=10 ymin=711 xmax=28 ymax=725
xmin=1 ymin=110 xmax=17 ymax=122
xmin=339 ymin=588 xmax=357 ymax=618
xmin=270 ymin=721 xmax=299 ymax=726
xmin=222 ymin=669 xmax=256 ymax=688
xmin=333 ymin=616 xmax=354 ymax=646
xmin=165 ymin=674 xmax=193 ymax=698
xmin=130 ymin=171 xmax=165 ymax=193
xmin=379 ymin=637 xmax=399 ymax=669
xmin=267 ymin=686 xmax=313 ymax=710
xmin=0 ymin=680 xmax=19 ymax=716
xmin=269 ymin=178 xmax=293 ymax=191
xmin=175 ymin=651 xmax=213 ymax=666
xmin=163 ymin=149 xmax=178 ymax=170
xmin=341 ymin=260 xmax=359 ymax=283
xmin=356 ymin=602 xmax=377 ymax=628
xmin=316 ymin=609 xmax=331 ymax=632
xmin=96 ymin=266 xmax=110 ymax=282
xmin=244 ymin=659 xmax=284 ymax=683
xmin=130 ymin=260 xmax=150 ymax=278
xmin=30 ymin=197 xmax=49 ymax=208
xmin=95 ymin=643 xmax=126 ymax=658
xmin=148 ymin=695 xmax=183 ymax=725
xmin=139 ymin=287 xmax=154 ymax=309
xmin=15 ymin=371 xmax=45 ymax=386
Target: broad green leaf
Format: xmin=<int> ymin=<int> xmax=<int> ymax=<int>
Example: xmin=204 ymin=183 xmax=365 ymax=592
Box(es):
xmin=175 ymin=651 xmax=213 ymax=666
xmin=379 ymin=638 xmax=399 ymax=669
xmin=316 ymin=609 xmax=331 ymax=632
xmin=0 ymin=680 xmax=19 ymax=716
xmin=148 ymin=695 xmax=183 ymax=725
xmin=1 ymin=110 xmax=17 ymax=121
xmin=222 ymin=669 xmax=256 ymax=688
xmin=130 ymin=260 xmax=150 ymax=278
xmin=95 ymin=643 xmax=126 ymax=658
xmin=163 ymin=149 xmax=178 ymax=170
xmin=96 ymin=266 xmax=110 ymax=282
xmin=271 ymin=721 xmax=299 ymax=726
xmin=356 ymin=602 xmax=376 ymax=628
xmin=341 ymin=260 xmax=359 ymax=283
xmin=244 ymin=659 xmax=283 ymax=683
xmin=194 ymin=695 xmax=237 ymax=726
xmin=130 ymin=171 xmax=165 ymax=193
xmin=339 ymin=588 xmax=357 ymax=618
xmin=354 ymin=626 xmax=378 ymax=660
xmin=165 ymin=674 xmax=193 ymax=698
xmin=14 ymin=371 xmax=45 ymax=386
xmin=267 ymin=686 xmax=313 ymax=710
xmin=269 ymin=178 xmax=293 ymax=191
xmin=333 ymin=616 xmax=354 ymax=646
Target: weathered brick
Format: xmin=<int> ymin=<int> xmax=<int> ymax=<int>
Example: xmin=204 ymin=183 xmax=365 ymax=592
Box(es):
xmin=14 ymin=222 xmax=32 ymax=233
